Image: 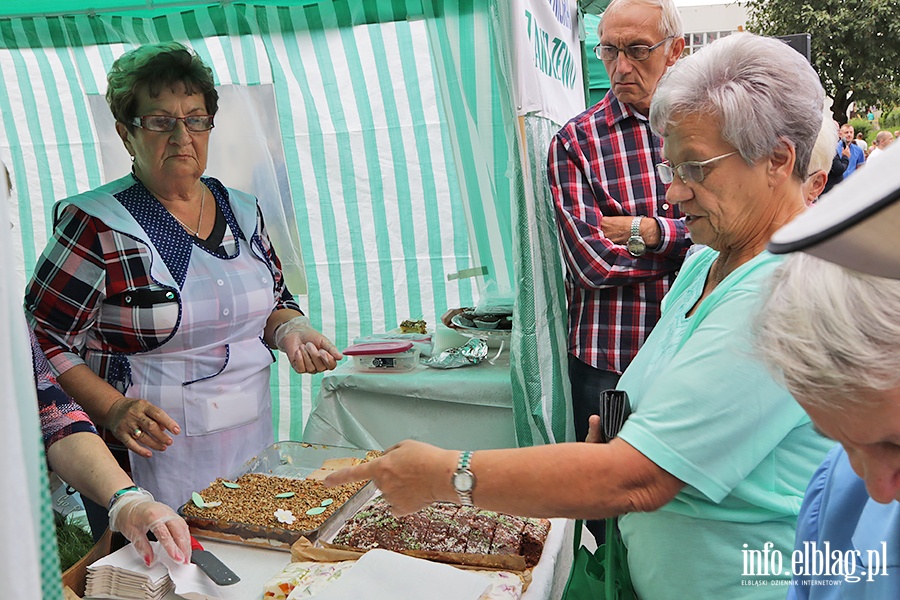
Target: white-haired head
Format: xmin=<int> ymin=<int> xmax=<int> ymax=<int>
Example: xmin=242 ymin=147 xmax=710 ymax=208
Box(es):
xmin=650 ymin=32 xmax=825 ymax=180
xmin=599 ymin=0 xmax=684 ymax=39
xmin=755 ymin=253 xmax=900 ymax=408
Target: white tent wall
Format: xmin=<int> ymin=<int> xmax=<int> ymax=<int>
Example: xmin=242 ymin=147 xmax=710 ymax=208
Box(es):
xmin=0 ymin=1 xmax=525 ymax=441
xmin=0 ymin=173 xmax=65 ymax=600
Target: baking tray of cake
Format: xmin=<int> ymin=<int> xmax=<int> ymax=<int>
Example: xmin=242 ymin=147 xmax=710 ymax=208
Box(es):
xmin=307 ymin=494 xmax=551 ymax=572
xmin=178 ymin=441 xmax=379 ymax=551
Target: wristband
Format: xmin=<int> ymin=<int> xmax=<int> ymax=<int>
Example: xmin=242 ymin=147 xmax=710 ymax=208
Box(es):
xmin=107 ymin=485 xmax=146 ymax=511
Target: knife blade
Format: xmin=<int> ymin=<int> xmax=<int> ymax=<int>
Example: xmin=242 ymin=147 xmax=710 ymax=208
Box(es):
xmin=190 ymin=536 xmax=241 ymax=586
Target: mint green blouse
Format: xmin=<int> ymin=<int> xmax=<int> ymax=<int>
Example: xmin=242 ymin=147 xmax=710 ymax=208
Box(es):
xmin=617 ymin=247 xmax=835 ymax=599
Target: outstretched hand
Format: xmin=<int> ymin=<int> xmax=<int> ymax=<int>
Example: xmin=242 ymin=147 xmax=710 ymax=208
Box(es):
xmin=275 ymin=316 xmax=343 ymax=373
xmin=324 ymin=440 xmax=456 ymax=516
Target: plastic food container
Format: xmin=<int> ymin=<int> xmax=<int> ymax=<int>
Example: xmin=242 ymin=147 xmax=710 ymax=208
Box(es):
xmin=343 ymin=341 xmax=420 ymax=372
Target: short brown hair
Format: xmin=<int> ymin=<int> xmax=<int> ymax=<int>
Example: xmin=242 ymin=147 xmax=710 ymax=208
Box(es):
xmin=106 ymin=41 xmax=218 ymax=128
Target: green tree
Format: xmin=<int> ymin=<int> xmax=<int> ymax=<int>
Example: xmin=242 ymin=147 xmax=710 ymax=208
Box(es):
xmin=745 ymin=0 xmax=900 ymax=125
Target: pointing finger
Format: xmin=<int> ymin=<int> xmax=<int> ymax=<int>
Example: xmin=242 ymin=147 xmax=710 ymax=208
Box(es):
xmin=324 ymin=462 xmax=375 ymax=488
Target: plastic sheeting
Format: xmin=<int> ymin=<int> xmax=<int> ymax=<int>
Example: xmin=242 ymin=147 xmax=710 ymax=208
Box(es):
xmin=0 ymin=2 xmax=519 ymax=438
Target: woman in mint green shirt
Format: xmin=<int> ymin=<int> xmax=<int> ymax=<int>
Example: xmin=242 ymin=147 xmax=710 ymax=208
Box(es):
xmin=325 ymin=32 xmax=834 ymax=600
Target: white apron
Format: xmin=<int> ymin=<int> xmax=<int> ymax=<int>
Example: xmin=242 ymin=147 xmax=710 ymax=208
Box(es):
xmin=126 ymin=238 xmax=276 ymax=509
xmin=64 ymin=178 xmax=277 ymax=509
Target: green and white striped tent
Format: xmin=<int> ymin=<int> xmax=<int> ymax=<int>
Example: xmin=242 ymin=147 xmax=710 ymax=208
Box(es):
xmin=0 ymin=1 xmax=614 ymax=595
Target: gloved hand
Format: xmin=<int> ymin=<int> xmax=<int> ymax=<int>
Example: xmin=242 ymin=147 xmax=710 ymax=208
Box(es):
xmin=274 ymin=315 xmax=343 ymax=373
xmin=108 ymin=488 xmax=192 ymax=566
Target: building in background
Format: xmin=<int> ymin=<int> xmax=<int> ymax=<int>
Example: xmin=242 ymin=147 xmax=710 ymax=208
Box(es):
xmin=678 ymin=0 xmax=747 ymax=55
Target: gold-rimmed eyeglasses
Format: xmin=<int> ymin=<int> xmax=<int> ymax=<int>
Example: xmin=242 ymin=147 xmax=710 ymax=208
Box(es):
xmin=594 ymin=36 xmax=674 ymax=62
xmin=656 ymin=151 xmax=739 ymax=185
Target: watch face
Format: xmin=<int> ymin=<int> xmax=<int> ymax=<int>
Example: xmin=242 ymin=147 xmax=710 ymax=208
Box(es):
xmin=627 ymin=237 xmax=646 ymax=256
xmin=454 ymin=471 xmax=475 ymax=492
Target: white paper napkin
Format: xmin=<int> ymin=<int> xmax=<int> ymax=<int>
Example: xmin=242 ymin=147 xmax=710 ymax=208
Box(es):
xmin=86 ymin=542 xmax=222 ymax=600
xmin=86 ymin=543 xmax=171 ymax=599
xmin=158 ymin=545 xmax=224 ymax=600
xmin=307 ymin=549 xmax=492 ymax=600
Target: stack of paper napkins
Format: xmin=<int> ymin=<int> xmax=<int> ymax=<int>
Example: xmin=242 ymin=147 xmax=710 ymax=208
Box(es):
xmin=85 ymin=543 xmax=174 ymax=599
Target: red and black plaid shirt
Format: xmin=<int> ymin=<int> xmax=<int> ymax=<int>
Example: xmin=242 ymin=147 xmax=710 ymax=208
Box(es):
xmin=548 ymin=91 xmax=692 ymax=374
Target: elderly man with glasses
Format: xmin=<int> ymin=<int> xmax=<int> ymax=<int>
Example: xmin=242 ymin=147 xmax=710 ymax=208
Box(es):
xmin=547 ymin=0 xmax=690 ymax=542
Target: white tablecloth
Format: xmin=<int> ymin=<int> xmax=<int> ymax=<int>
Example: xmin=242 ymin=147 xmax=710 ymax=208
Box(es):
xmin=303 ymin=356 xmax=518 ymax=451
xmin=156 ymin=518 xmax=573 ymax=600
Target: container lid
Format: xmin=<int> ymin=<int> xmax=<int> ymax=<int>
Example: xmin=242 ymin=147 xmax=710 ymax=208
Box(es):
xmin=343 ymin=341 xmax=414 ymax=356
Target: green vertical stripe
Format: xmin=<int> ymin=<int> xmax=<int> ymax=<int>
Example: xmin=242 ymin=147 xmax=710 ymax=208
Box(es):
xmin=427 ymin=4 xmax=499 ymax=284
xmin=273 ymin=4 xmax=349 ymax=348
xmin=131 ymin=14 xmax=152 ymax=44
xmin=436 ymin=105 xmax=474 ymax=304
xmin=64 ymin=18 xmax=100 ymax=95
xmin=253 ymin=6 xmax=317 ymax=430
xmin=181 ymin=10 xmax=206 ymax=43
xmin=335 ymin=7 xmax=398 ymax=327
xmin=489 ymin=35 xmax=514 ymax=286
xmin=426 ymin=10 xmax=473 ymax=304
xmin=255 ymin=6 xmax=311 ymax=431
xmin=151 ymin=12 xmax=173 ymax=41
xmin=50 ymin=45 xmax=104 ymax=190
xmin=368 ymin=23 xmax=421 ymax=321
xmin=198 ymin=7 xmax=241 ymax=84
xmin=395 ymin=22 xmax=450 ymax=314
xmin=0 ymin=31 xmax=38 ymax=270
xmin=307 ymin=3 xmax=375 ymax=330
xmin=2 ymin=22 xmax=52 ymax=272
xmin=22 ymin=24 xmax=81 ymax=202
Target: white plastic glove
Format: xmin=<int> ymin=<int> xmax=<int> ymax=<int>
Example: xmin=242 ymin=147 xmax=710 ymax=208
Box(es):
xmin=274 ymin=315 xmax=343 ymax=373
xmin=108 ymin=489 xmax=192 ymax=566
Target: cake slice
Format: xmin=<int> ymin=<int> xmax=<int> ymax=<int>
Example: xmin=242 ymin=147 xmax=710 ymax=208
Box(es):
xmin=418 ymin=502 xmax=460 ymax=553
xmin=488 ymin=513 xmax=526 ymax=556
xmin=464 ymin=510 xmax=499 ymax=555
xmin=520 ymin=517 xmax=551 ymax=567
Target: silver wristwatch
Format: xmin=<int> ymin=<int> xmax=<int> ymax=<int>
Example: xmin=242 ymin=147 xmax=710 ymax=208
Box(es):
xmin=452 ymin=451 xmax=476 ymax=506
xmin=626 ymin=216 xmax=646 ymax=257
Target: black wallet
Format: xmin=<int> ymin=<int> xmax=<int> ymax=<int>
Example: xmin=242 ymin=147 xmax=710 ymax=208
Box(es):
xmin=598 ymin=389 xmax=632 ymax=443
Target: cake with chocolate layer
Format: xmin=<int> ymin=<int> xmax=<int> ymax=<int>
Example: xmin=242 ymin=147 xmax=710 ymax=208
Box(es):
xmin=331 ymin=496 xmax=549 ymax=568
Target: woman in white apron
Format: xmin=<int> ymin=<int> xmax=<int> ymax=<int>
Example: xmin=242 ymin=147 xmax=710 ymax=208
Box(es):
xmin=24 ymin=42 xmax=341 ymax=512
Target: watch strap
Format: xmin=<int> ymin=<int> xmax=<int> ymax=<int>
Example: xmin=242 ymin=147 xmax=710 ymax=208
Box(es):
xmin=630 ymin=217 xmax=642 ymax=239
xmin=455 ymin=451 xmax=475 ymax=506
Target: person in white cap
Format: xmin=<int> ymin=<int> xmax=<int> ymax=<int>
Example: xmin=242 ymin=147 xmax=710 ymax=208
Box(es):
xmin=756 ymin=140 xmax=900 ymax=598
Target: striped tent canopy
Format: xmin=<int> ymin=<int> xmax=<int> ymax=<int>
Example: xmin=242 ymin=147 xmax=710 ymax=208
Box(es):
xmin=2 ymin=2 xmax=589 ymax=593
xmin=0 ymin=0 xmax=536 ymax=439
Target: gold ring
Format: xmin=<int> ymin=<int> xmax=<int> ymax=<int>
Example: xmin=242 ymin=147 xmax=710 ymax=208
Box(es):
xmin=133 ymin=427 xmax=143 ymax=439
